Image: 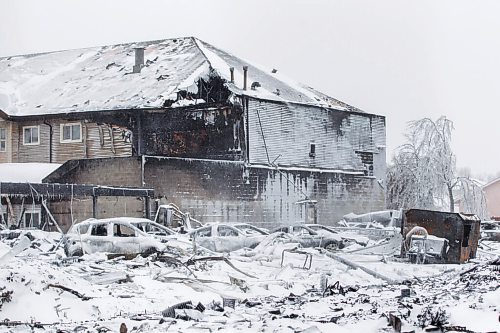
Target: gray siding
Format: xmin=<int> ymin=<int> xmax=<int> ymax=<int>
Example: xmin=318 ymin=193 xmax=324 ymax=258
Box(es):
xmin=247 ymin=99 xmax=386 ymax=177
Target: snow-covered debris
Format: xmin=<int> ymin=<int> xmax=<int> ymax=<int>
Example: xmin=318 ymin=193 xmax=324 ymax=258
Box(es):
xmin=0 ymin=229 xmax=498 ymax=332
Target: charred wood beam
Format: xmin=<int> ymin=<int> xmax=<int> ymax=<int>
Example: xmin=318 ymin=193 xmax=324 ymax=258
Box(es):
xmin=0 ymin=182 xmax=154 ymax=199
xmin=46 ymin=284 xmax=92 ymax=300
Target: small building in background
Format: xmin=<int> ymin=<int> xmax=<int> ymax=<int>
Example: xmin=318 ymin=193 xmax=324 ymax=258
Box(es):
xmin=482 ymin=177 xmax=500 ymax=219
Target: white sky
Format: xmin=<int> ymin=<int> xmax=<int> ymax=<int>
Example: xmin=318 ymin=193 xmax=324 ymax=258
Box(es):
xmin=1 ymin=0 xmax=499 ymax=176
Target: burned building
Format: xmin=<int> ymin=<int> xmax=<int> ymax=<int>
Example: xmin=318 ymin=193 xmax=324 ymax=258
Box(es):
xmin=0 ymin=37 xmax=386 ymax=228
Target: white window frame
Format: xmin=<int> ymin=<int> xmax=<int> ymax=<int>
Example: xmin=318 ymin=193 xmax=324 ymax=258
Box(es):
xmin=60 ymin=122 xmax=82 ymax=143
xmin=23 ymin=208 xmax=41 ymax=228
xmin=23 ymin=125 xmax=40 ymax=146
xmin=0 ymin=127 xmax=6 ymax=152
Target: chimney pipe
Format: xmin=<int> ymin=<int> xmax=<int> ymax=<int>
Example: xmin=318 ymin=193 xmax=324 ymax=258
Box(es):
xmin=133 ymin=47 xmax=145 ymax=73
xmin=243 ymin=66 xmax=248 ymax=90
xmin=230 ymin=67 xmax=235 ymax=83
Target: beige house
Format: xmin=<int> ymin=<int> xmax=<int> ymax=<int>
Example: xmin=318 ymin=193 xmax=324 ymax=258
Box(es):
xmin=483 ymin=177 xmax=500 ymax=219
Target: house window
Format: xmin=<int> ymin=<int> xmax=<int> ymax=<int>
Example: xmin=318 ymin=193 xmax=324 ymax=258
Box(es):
xmin=24 ymin=209 xmax=41 ymax=228
xmin=0 ymin=128 xmax=6 ymax=152
xmin=23 ymin=126 xmax=40 ymax=145
xmin=309 ymin=142 xmax=316 ymax=158
xmin=60 ymin=123 xmax=82 ymax=143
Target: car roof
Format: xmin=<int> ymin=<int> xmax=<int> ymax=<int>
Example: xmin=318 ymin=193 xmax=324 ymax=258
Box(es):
xmin=77 ymin=217 xmax=154 ymax=225
xmin=69 ymin=217 xmax=153 ymax=236
xmin=188 ymin=223 xmax=244 ymax=235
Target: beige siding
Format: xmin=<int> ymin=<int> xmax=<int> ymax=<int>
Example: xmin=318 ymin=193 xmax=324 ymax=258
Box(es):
xmin=16 ymin=122 xmax=51 ymax=163
xmin=84 ymin=123 xmax=132 ymax=159
xmin=0 ymin=119 xmax=13 ymax=163
xmin=52 ymin=120 xmax=86 ymax=162
xmin=11 ymin=121 xmax=19 ymax=162
xmin=6 ymin=119 xmax=132 ymax=164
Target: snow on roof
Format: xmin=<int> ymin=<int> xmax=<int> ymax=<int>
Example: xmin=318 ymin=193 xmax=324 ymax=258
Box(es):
xmin=482 ymin=177 xmax=500 ymax=189
xmin=0 ymin=37 xmax=353 ymax=117
xmin=0 ymin=163 xmax=61 ymax=183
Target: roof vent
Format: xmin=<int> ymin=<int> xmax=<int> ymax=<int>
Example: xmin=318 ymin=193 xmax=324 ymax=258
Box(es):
xmin=133 ymin=47 xmax=145 ymax=73
xmin=251 ymin=82 xmax=261 ymax=90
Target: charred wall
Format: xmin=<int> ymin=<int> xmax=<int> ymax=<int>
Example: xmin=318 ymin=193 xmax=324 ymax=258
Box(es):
xmin=47 ymin=156 xmax=385 ymax=229
xmin=48 ymin=197 xmax=145 ymax=232
xmin=246 ymin=99 xmax=386 ymax=181
xmin=140 ymin=105 xmax=245 ymax=161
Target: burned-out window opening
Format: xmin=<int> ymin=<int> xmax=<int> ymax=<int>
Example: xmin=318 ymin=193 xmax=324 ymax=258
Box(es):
xmin=462 ymin=224 xmax=472 ymax=247
xmin=78 ymin=224 xmax=90 ymax=235
xmin=113 ymin=224 xmax=136 ymax=237
xmin=292 ymin=226 xmax=313 ymax=236
xmin=0 ymin=128 xmax=6 ymax=152
xmin=91 ymin=224 xmax=108 ymax=236
xmin=60 ymin=122 xmax=82 ymax=143
xmin=355 ymin=151 xmax=374 ymax=176
xmin=121 ymin=129 xmax=132 ymax=143
xmin=309 ymin=143 xmax=316 ymax=158
xmin=218 ymin=226 xmax=239 ymax=237
xmin=23 ymin=125 xmax=40 ymax=145
xmin=24 ymin=209 xmax=41 ymax=228
xmin=232 ymin=120 xmax=241 ymax=152
xmin=194 ymin=226 xmax=211 ymax=238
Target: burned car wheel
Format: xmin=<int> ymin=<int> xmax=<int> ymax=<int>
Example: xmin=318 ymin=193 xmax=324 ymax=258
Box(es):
xmin=70 ymin=248 xmax=84 ymax=257
xmin=323 ymin=241 xmax=341 ymax=251
xmin=141 ymin=247 xmax=158 ymax=257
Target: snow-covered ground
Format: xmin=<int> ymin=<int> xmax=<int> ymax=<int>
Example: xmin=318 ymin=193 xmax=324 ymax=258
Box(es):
xmin=0 ymin=231 xmax=498 ymax=332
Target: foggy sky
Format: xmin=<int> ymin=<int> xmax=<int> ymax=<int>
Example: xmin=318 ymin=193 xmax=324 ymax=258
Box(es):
xmin=1 ymin=0 xmax=499 ymax=176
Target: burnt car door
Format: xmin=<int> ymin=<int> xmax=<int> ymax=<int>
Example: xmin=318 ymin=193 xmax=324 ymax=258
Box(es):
xmin=191 ymin=226 xmax=214 ymax=250
xmin=291 ymin=226 xmax=321 ymax=247
xmin=85 ymin=223 xmax=113 ymax=253
xmin=111 ymin=223 xmax=140 ymax=254
xmin=213 ymin=225 xmax=245 ymax=252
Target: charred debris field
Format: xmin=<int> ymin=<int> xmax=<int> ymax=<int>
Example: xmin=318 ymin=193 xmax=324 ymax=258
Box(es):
xmin=0 ymin=223 xmax=498 ymax=333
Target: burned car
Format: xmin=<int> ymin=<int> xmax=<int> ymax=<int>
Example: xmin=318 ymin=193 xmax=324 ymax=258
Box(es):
xmin=272 ymin=225 xmax=343 ymax=249
xmin=130 ymin=220 xmax=178 ymax=241
xmin=232 ymin=223 xmax=269 ymax=236
xmin=188 ymin=223 xmax=267 ymax=252
xmin=64 ymin=218 xmax=165 ymax=256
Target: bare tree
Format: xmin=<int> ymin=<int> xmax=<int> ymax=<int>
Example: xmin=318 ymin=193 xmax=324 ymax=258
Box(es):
xmin=387 ymin=116 xmax=487 ymax=218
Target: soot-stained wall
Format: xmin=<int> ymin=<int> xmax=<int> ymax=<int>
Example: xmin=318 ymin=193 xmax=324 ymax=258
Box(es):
xmin=140 ymin=105 xmax=245 ymax=161
xmin=246 ymin=99 xmax=386 ymax=181
xmin=47 ymin=157 xmax=385 ymax=229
